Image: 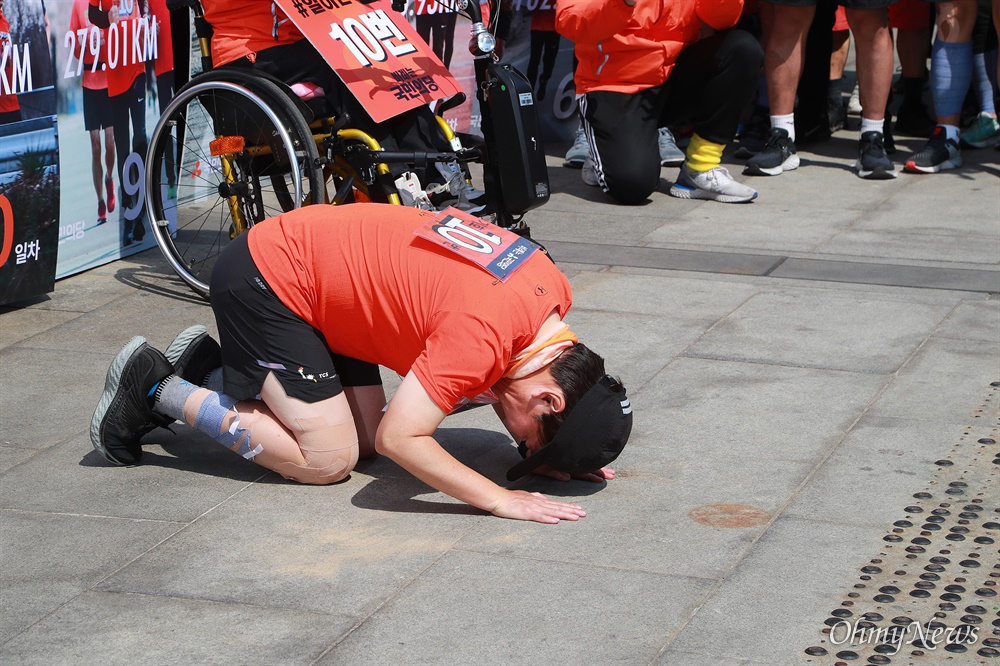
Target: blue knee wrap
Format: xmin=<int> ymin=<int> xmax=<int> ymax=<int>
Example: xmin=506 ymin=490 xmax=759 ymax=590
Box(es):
xmin=931 ymin=39 xmax=974 ymax=118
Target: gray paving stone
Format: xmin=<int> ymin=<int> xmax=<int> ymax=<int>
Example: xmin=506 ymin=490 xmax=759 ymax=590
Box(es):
xmin=456 ymin=358 xmax=887 ymax=579
xmin=782 ymin=414 xmax=967 ymax=527
xmin=0 ymin=431 xmax=267 ymax=521
xmin=0 ymin=590 xmax=350 ymax=665
xmin=98 ymin=472 xmax=480 ymax=617
xmin=667 ymin=518 xmax=888 ymax=663
xmin=456 ymin=440 xmax=774 ymax=580
xmin=0 ymin=444 xmax=35 ymax=472
xmin=322 ymin=549 xmax=713 ymax=665
xmin=532 ymin=209 xmax=672 ymax=246
xmin=568 ymin=270 xmax=758 ymax=316
xmin=934 ymin=299 xmax=1000 ymax=342
xmin=685 ymin=290 xmax=954 ymax=373
xmin=548 ymin=240 xmax=783 ymax=276
xmin=653 ymin=650 xmax=765 ymax=666
xmin=0 ymin=347 xmax=108 ymax=449
xmin=868 ymin=337 xmax=1000 ymax=423
xmin=814 ymin=172 xmax=1000 ymax=265
xmin=0 ymin=510 xmax=183 ymax=644
xmin=772 ymin=258 xmax=1000 ymax=293
xmin=0 ymin=307 xmax=81 ymax=349
xmin=21 ymin=288 xmax=214 ymax=355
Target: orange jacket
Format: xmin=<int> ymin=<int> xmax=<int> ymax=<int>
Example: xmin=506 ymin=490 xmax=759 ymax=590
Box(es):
xmin=556 ymin=0 xmax=743 ymax=94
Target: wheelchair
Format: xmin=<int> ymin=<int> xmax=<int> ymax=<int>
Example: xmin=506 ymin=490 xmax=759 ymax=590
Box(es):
xmin=147 ymin=0 xmax=549 ymax=298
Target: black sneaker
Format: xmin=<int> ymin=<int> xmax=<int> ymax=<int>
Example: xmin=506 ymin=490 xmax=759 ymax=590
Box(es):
xmin=734 ymin=105 xmax=769 ymax=159
xmin=91 ymin=337 xmax=174 ymax=466
xmin=828 ymin=98 xmax=846 ymax=133
xmin=855 ymin=131 xmax=898 ymax=180
xmin=904 ymin=126 xmax=963 ymax=174
xmin=165 ymin=325 xmax=221 ymax=386
xmin=743 ymin=128 xmax=799 ymax=176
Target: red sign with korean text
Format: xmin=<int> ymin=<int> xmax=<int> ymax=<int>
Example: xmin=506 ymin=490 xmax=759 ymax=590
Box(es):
xmin=414 ymin=208 xmax=540 ymax=282
xmin=273 ymin=0 xmax=462 ymax=123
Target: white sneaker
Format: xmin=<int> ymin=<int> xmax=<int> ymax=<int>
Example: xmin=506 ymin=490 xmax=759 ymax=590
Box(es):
xmin=434 ymin=161 xmax=487 ymax=212
xmin=581 ymin=155 xmax=599 ymax=187
xmin=669 ymin=164 xmax=757 ymax=203
xmin=394 ymin=172 xmax=435 ymax=210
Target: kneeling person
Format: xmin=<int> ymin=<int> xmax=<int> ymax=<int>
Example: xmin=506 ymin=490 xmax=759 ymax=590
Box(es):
xmin=91 ymin=204 xmax=632 ymax=524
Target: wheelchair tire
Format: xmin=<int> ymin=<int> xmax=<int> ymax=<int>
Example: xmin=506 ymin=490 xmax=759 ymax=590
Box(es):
xmin=146 ymin=75 xmax=324 ymax=298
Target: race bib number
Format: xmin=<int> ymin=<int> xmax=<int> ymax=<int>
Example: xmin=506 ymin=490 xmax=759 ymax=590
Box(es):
xmin=413 ymin=208 xmax=538 ymax=282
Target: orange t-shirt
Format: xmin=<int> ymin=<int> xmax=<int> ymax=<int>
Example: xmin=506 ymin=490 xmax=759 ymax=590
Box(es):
xmin=89 ymin=0 xmax=145 ymax=97
xmin=248 ymin=204 xmax=574 ymax=413
xmin=200 ymin=0 xmax=304 ymax=67
xmin=71 ymin=0 xmax=109 ymax=91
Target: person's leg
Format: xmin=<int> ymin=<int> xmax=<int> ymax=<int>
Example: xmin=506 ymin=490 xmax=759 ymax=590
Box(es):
xmin=440 ymin=12 xmax=457 ymax=68
xmin=104 ymin=125 xmax=117 ymax=212
xmin=89 ymin=129 xmax=106 ymax=222
xmin=746 ymin=1 xmax=815 ymax=175
xmin=961 ymin=0 xmax=1000 ymax=146
xmin=906 ymin=0 xmax=977 ymax=171
xmin=662 ymin=29 xmax=761 ymax=202
xmin=846 ymin=7 xmax=894 ymax=124
xmin=527 ymin=30 xmax=545 ymax=87
xmin=579 ymin=88 xmax=663 ymax=204
xmin=796 ymin=0 xmax=836 ymax=143
xmin=157 ymin=71 xmax=178 ymax=188
xmin=109 ymin=92 xmax=133 ymax=243
xmin=761 ymin=2 xmax=817 ymax=120
xmin=893 ymin=0 xmax=935 ymax=136
xmin=127 ymin=74 xmax=148 ymax=240
xmin=539 ymin=31 xmax=561 ymax=98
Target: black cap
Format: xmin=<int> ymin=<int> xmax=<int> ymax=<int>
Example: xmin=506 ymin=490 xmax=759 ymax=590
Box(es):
xmin=506 ymin=375 xmax=633 ymax=481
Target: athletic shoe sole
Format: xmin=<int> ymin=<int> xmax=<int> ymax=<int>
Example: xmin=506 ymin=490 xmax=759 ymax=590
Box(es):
xmin=165 ymin=325 xmax=208 ymax=367
xmin=660 ymin=156 xmax=685 ymax=168
xmin=563 ymin=158 xmax=585 ymax=169
xmin=668 ymin=183 xmax=757 ymax=204
xmin=855 ymin=161 xmax=898 ymax=180
xmin=903 ymin=158 xmax=961 ymax=174
xmin=743 ymin=154 xmax=799 ymax=177
xmin=90 ymin=336 xmax=146 ymax=466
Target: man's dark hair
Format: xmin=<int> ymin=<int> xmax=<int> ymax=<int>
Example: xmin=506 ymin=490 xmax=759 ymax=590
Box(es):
xmin=539 ymin=343 xmax=607 ymax=445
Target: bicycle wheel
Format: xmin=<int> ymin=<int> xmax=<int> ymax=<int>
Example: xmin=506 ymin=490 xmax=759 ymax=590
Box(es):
xmin=146 ymin=76 xmax=324 ymax=297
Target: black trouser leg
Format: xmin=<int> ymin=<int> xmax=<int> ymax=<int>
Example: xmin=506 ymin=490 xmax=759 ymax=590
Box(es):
xmin=580 ymin=87 xmax=663 ymax=205
xmin=664 ymin=29 xmax=763 ymax=145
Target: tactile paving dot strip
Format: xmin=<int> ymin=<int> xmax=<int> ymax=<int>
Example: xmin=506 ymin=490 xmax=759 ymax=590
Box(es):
xmin=803 ymin=381 xmax=1000 ymax=665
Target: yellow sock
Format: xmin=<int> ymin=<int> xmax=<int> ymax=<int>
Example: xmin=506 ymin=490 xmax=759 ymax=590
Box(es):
xmin=685 ymin=134 xmax=725 ymax=172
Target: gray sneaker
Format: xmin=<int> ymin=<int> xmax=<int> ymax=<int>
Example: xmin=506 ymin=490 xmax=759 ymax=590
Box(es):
xmin=658 ymin=127 xmax=685 ymax=167
xmin=165 ymin=325 xmax=221 ymax=386
xmin=563 ymin=123 xmax=589 ymax=168
xmin=669 ymin=164 xmax=758 ymax=203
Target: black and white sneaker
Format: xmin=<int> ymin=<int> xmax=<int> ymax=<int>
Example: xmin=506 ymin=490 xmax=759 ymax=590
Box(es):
xmin=855 ymin=131 xmax=898 ymax=180
xmin=165 ymin=325 xmax=221 ymax=387
xmin=743 ymin=128 xmax=799 ymax=176
xmin=90 ymin=337 xmax=174 ymax=466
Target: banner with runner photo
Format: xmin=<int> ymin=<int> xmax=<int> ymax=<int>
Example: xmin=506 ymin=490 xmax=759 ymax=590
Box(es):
xmin=47 ymin=0 xmax=175 ymax=280
xmin=274 ymin=0 xmax=461 ymax=123
xmin=0 ymin=0 xmax=60 ymax=306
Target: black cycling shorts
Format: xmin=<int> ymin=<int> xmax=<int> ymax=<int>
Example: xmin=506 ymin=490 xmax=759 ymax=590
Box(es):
xmin=210 ymin=232 xmax=382 ymax=403
xmin=83 ymin=86 xmax=113 ymax=131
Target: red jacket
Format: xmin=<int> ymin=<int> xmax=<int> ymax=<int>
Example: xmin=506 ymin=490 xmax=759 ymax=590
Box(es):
xmin=556 ymin=0 xmax=743 ymax=94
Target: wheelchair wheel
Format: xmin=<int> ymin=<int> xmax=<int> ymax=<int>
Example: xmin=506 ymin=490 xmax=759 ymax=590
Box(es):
xmin=146 ymin=76 xmax=324 ymax=297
